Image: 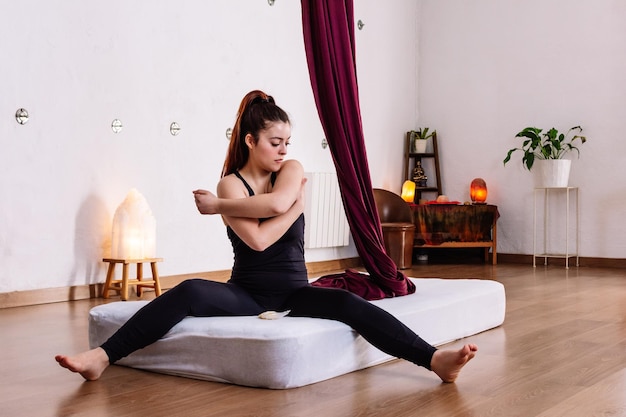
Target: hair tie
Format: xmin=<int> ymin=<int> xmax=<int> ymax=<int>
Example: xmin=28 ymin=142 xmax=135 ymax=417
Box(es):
xmin=252 ymin=96 xmax=274 ymax=105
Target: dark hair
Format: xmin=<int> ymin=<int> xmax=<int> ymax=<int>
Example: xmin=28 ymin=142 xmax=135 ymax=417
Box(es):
xmin=221 ymin=90 xmax=290 ymax=177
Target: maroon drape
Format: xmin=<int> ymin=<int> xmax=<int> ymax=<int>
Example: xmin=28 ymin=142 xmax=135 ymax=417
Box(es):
xmin=301 ymin=0 xmax=415 ymax=299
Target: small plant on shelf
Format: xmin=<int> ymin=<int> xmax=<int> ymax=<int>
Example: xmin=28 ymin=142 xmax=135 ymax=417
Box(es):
xmin=409 ymin=128 xmax=436 ymax=153
xmin=410 ymin=127 xmax=436 ymax=141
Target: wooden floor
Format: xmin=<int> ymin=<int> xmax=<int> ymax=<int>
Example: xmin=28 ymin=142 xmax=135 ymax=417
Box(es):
xmin=1 ymin=262 xmax=625 ymax=417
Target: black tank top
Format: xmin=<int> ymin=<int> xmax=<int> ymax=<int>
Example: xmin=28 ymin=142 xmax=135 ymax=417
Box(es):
xmin=227 ymin=171 xmax=308 ymax=297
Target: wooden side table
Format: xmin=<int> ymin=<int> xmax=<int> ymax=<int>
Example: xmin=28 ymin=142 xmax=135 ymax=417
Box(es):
xmin=102 ymin=258 xmax=163 ymax=301
xmin=410 ymin=204 xmax=499 ymax=264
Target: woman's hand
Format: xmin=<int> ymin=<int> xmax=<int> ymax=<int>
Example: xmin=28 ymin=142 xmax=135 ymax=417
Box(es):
xmin=197 ymin=160 xmax=304 ymax=219
xmin=193 ymin=189 xmax=219 ymax=215
xmin=216 ymin=162 xmax=307 ymax=251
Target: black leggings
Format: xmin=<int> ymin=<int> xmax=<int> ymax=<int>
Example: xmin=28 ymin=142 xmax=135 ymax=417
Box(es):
xmin=101 ymin=279 xmax=437 ymax=369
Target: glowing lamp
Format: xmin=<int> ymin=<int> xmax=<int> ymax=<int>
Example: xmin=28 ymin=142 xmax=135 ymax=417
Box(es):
xmin=470 ymin=178 xmax=488 ymax=204
xmin=111 ymin=189 xmax=156 ymax=259
xmin=401 ymin=180 xmax=416 ymax=203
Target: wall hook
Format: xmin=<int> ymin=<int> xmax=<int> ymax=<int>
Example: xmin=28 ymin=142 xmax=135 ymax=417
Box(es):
xmin=321 ymin=138 xmax=328 ymax=149
xmin=111 ymin=119 xmax=123 ymax=133
xmin=226 ymin=127 xmax=233 ymax=140
xmin=15 ymin=108 xmax=29 ymax=125
xmin=357 ymin=20 xmax=365 ymax=30
xmin=170 ymin=122 xmax=181 ymax=136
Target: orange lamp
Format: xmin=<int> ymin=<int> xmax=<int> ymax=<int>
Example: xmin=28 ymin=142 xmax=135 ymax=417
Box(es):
xmin=401 ymin=180 xmax=416 ymax=203
xmin=470 ymin=178 xmax=488 ymax=204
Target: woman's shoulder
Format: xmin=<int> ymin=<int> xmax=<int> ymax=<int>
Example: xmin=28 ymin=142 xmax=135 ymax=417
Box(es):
xmin=217 ymin=173 xmax=247 ymax=198
xmin=278 ymin=159 xmax=303 ymax=175
xmin=273 ymin=160 xmax=304 ymax=188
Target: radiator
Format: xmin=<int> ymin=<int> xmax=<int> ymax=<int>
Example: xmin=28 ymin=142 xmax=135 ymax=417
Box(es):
xmin=303 ymin=172 xmax=350 ymax=248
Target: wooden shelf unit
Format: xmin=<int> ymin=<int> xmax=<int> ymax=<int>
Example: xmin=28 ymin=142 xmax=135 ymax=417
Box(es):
xmin=403 ymin=131 xmax=442 ymax=202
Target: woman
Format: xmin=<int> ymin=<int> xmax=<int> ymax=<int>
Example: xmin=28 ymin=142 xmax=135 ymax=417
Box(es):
xmin=56 ymin=90 xmax=477 ymax=383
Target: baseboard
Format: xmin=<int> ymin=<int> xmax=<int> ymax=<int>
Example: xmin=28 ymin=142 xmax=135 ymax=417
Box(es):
xmin=4 ymin=254 xmax=622 ymax=309
xmin=0 ymin=257 xmax=363 ymax=309
xmin=498 ymin=253 xmax=626 ymax=268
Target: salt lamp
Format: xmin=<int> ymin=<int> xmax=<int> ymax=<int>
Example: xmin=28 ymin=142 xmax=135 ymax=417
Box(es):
xmin=401 ymin=180 xmax=416 ymax=203
xmin=470 ymin=178 xmax=488 ymax=204
xmin=111 ymin=189 xmax=156 ymax=259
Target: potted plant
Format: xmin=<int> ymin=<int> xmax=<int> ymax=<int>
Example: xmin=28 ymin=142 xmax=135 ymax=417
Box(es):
xmin=410 ymin=128 xmax=436 ymax=153
xmin=503 ymin=126 xmax=587 ymax=187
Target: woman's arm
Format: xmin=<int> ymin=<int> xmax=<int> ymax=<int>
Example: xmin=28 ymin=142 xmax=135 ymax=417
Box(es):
xmin=217 ymin=172 xmax=306 ymax=252
xmin=193 ymin=160 xmax=304 ymax=218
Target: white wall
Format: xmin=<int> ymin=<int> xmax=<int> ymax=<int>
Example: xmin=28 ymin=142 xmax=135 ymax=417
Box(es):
xmin=6 ymin=1 xmax=621 ymax=295
xmin=417 ymin=0 xmax=626 ymax=258
xmin=0 ymin=0 xmax=420 ymax=292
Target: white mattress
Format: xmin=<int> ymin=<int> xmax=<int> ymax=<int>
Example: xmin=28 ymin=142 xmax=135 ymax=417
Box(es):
xmin=89 ymin=278 xmax=505 ymax=389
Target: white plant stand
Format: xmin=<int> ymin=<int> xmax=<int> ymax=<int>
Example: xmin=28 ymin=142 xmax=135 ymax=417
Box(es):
xmin=533 ymin=187 xmax=579 ymax=268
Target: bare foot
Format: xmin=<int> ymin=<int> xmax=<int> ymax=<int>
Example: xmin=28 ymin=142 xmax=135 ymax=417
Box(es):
xmin=430 ymin=343 xmax=478 ymax=383
xmin=55 ymin=347 xmax=110 ymax=381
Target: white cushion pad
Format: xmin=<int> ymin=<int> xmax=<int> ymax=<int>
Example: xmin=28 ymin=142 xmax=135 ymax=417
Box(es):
xmin=89 ymin=278 xmax=505 ymax=388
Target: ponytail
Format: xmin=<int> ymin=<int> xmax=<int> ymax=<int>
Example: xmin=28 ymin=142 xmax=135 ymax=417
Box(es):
xmin=221 ymin=90 xmax=290 ymax=177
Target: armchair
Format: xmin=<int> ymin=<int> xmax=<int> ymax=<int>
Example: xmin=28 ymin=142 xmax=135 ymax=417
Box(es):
xmin=373 ymin=188 xmax=415 ymax=269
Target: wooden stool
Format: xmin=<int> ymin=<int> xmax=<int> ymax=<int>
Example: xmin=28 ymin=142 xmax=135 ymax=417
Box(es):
xmin=102 ymin=258 xmax=163 ymax=301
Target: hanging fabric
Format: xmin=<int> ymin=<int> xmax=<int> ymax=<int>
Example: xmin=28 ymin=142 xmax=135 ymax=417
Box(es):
xmin=301 ymin=0 xmax=415 ymax=300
